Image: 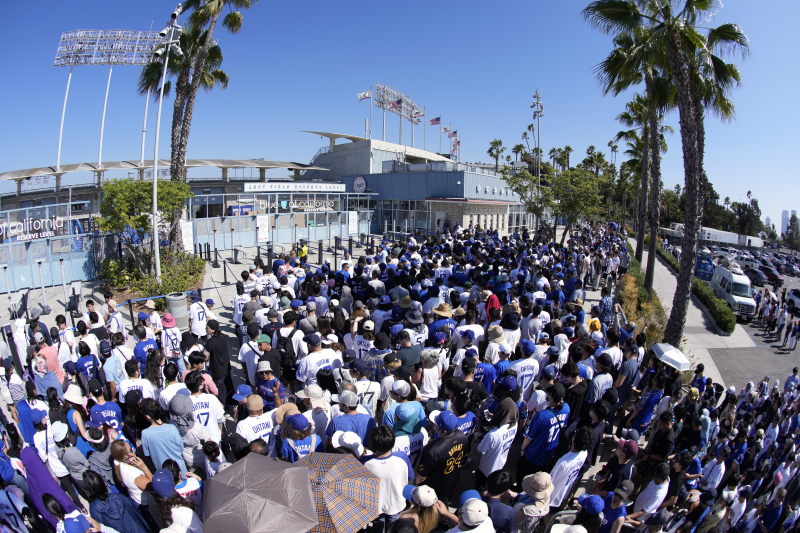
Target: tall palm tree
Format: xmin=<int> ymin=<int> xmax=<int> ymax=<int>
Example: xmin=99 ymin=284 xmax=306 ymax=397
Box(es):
xmin=549 ymin=148 xmax=558 ymax=168
xmin=724 ymin=196 xmax=730 ymax=210
xmin=487 ymin=139 xmax=506 ymax=171
xmin=522 ymin=131 xmax=531 ymax=153
xmin=617 ymin=164 xmax=634 ymax=230
xmin=512 ymin=144 xmax=526 ymax=162
xmin=563 ymin=146 xmax=574 ymax=169
xmin=584 ymin=0 xmax=748 ymax=345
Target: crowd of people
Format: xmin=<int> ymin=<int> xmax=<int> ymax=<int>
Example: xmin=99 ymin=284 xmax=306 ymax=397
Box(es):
xmin=0 ymin=221 xmax=797 ymax=533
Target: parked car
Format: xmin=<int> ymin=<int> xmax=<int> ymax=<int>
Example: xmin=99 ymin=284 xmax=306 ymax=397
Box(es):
xmin=745 ymin=268 xmax=769 ymax=287
xmin=788 ymin=288 xmax=800 ymax=312
xmin=710 ymin=266 xmax=757 ymax=321
xmin=758 ymin=265 xmax=784 ymax=287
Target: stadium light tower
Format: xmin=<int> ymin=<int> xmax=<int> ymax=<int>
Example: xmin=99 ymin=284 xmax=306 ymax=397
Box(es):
xmin=152 ymin=3 xmax=184 ymax=284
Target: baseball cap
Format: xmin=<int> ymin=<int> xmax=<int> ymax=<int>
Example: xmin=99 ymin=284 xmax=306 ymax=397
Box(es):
xmin=331 ymin=430 xmax=364 ymax=456
xmin=287 ymin=413 xmax=309 ymax=431
xmin=597 ymin=352 xmax=613 ymax=367
xmin=137 ymin=312 xmax=148 ymax=321
xmin=363 ymin=320 xmax=375 ymax=332
xmin=85 ymin=410 xmax=107 ymax=428
xmin=618 ymin=439 xmax=639 ymax=458
xmin=429 ymin=410 xmax=457 ymax=432
xmin=538 ymin=332 xmax=550 ymax=340
xmin=99 ymin=340 xmax=111 ymax=356
xmin=462 ymin=329 xmax=476 ymax=342
xmin=152 ymin=469 xmax=176 ymax=498
xmin=337 ymin=390 xmax=359 ymax=408
xmin=392 ymin=380 xmax=411 ymax=397
xmin=462 ymin=357 xmax=478 ymax=373
xmin=577 ymin=494 xmax=604 ymax=515
xmin=88 ymin=378 xmax=103 ymax=397
xmin=391 ymin=366 xmax=413 ymax=380
xmin=303 ymin=333 xmax=321 ymax=347
xmin=125 ymin=389 xmax=143 ymax=405
xmin=614 ymin=480 xmax=635 ymax=499
xmin=347 ymin=359 xmax=369 ymax=375
xmin=256 ymin=334 xmax=271 ymax=344
xmin=645 ymin=509 xmax=671 ymax=526
xmin=207 ymin=319 xmax=220 ymax=332
xmin=33 ymin=332 xmax=44 ymax=343
xmin=247 ymin=395 xmax=264 ymax=411
xmin=51 ymin=421 xmax=69 ymax=442
xmin=403 ymin=485 xmax=437 ymax=507
xmin=459 ymin=490 xmax=482 ymax=507
xmin=545 ymin=383 xmax=565 ymax=404
xmin=541 ymin=365 xmax=556 ymax=379
xmin=232 ymin=384 xmax=252 ymax=402
xmin=461 ymin=498 xmax=489 ymax=527
xmin=498 ymin=376 xmax=518 ymax=392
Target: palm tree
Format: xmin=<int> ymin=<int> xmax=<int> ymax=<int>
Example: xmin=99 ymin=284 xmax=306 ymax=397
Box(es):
xmin=549 ymin=148 xmax=558 ymax=168
xmin=487 ymin=139 xmax=506 ymax=171
xmin=617 ymin=164 xmax=634 ymax=230
xmin=522 ymin=131 xmax=531 ymax=153
xmin=512 ymin=144 xmax=526 ymax=162
xmin=723 ymin=196 xmax=730 ymax=210
xmin=563 ymin=146 xmax=574 ymax=169
xmin=584 ymin=0 xmax=748 ymax=345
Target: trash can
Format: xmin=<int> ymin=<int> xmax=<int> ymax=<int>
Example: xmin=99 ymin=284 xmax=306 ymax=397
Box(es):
xmin=166 ymin=293 xmax=190 ymax=332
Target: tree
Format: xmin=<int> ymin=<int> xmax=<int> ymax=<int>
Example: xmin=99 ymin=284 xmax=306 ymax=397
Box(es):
xmin=95 ymin=179 xmax=193 ymax=277
xmin=584 ymin=0 xmax=747 ymax=345
xmin=512 ymin=144 xmax=526 ymax=161
xmin=503 ymin=167 xmax=554 ymax=236
xmin=617 ymin=163 xmax=634 ymax=230
xmin=551 ymin=168 xmax=603 ymax=246
xmin=487 ymin=139 xmax=505 ymax=171
xmin=160 ymin=0 xmax=258 ymax=255
xmin=563 ymin=146 xmax=574 ymax=169
xmin=786 ymin=215 xmax=800 ymax=251
xmin=549 ymin=148 xmax=558 ymax=168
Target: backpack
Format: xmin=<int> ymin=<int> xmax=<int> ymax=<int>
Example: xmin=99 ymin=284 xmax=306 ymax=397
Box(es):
xmin=276 ymin=327 xmax=300 ymax=369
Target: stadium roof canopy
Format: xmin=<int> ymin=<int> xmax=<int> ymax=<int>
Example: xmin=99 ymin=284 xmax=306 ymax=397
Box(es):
xmin=0 ymin=159 xmax=327 ymax=182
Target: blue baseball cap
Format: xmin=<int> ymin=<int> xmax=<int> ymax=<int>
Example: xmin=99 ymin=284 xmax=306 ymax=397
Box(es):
xmin=577 ymin=494 xmax=604 ymax=515
xmin=465 ymin=348 xmax=478 ymax=358
xmin=290 ymin=299 xmax=303 ymax=309
xmin=347 ymin=359 xmax=369 ymax=375
xmin=233 ymin=384 xmax=252 ymax=402
xmin=429 ymin=410 xmax=457 ymax=432
xmin=30 ymin=409 xmax=47 ymax=425
xmin=520 ymin=339 xmax=536 ymax=355
xmin=380 ymin=295 xmax=391 ymax=305
xmin=498 ymin=376 xmax=518 ymax=392
xmin=152 ymin=469 xmax=176 ymax=498
xmin=460 ymin=490 xmax=482 ymax=507
xmin=137 ymin=312 xmax=147 ymax=321
xmin=462 ymin=330 xmax=475 ymax=342
xmin=542 ymin=365 xmax=556 ymax=379
xmin=433 ymin=332 xmax=446 ymax=344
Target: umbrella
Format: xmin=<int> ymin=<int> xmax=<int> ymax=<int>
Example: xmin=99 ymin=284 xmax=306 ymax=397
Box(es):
xmin=651 ymin=343 xmax=691 ymax=372
xmin=203 ymin=453 xmax=319 ymax=533
xmin=299 ymin=452 xmax=381 ymax=533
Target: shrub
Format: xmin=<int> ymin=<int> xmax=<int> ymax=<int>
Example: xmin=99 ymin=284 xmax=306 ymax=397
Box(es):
xmin=692 ymin=279 xmax=737 ymax=334
xmin=99 ymin=250 xmax=205 ymax=311
xmin=655 ymin=244 xmax=681 ymax=272
xmin=618 ymin=254 xmax=667 ymax=348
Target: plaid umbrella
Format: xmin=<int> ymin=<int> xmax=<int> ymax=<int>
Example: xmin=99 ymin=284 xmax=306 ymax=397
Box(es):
xmin=299 ymin=452 xmax=381 ymax=533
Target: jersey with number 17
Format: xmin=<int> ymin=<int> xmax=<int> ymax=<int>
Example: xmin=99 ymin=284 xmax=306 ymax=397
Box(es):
xmin=189 ymin=302 xmax=209 ymax=336
xmin=354 ymin=379 xmax=381 ymax=418
xmin=523 ymin=403 xmax=570 ymax=466
xmin=191 ymin=393 xmax=224 ymax=445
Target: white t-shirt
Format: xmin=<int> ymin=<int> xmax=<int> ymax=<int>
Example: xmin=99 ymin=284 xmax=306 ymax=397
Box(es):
xmin=78 ymin=333 xmax=100 ymax=357
xmin=82 ymin=312 xmax=105 ymax=328
xmin=189 ymin=302 xmax=209 ymax=336
xmin=175 ymin=477 xmax=204 ymax=519
xmin=485 ymin=341 xmax=511 ymax=365
xmin=58 ymin=328 xmax=75 ymax=350
xmin=116 ymin=460 xmax=145 ymax=504
xmin=56 ymin=339 xmax=75 ymax=367
xmin=149 ymin=312 xmax=163 ymax=333
xmin=232 ymin=294 xmax=249 ymax=325
xmin=549 ymin=450 xmax=589 ymax=507
xmin=477 ymin=425 xmax=517 ymax=476
xmin=118 ymin=378 xmax=156 ymax=402
xmin=162 ymin=327 xmax=182 ymax=357
xmin=238 ymin=342 xmax=262 ymax=385
xmin=271 ymin=327 xmax=307 ymax=361
xmin=191 ymin=393 xmax=225 ymax=445
xmin=236 ymin=411 xmax=277 ymax=448
xmin=353 ymin=379 xmax=381 ymax=419
xmin=107 ymin=311 xmax=125 ymax=337
xmin=171 ymin=506 xmax=204 ymax=533
xmin=158 ymin=382 xmax=189 ymax=411
xmin=362 ymin=452 xmax=414 ymax=516
xmin=34 ymin=430 xmax=68 ymax=477
xmin=634 ymin=479 xmax=669 ymax=514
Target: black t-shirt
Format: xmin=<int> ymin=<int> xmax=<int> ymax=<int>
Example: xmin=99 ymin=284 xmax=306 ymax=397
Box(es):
xmin=564 ymin=380 xmax=588 ymax=422
xmin=205 ymin=335 xmax=231 ymax=378
xmin=604 ymin=455 xmax=634 ymax=493
xmin=91 ymin=327 xmax=110 ymax=342
xmin=416 ymin=430 xmax=469 ymax=501
xmin=397 ymin=345 xmax=422 ymax=369
xmin=463 ymin=380 xmax=488 ymax=409
xmin=647 ymin=428 xmax=676 ymax=460
xmin=666 ymin=468 xmax=685 ymax=500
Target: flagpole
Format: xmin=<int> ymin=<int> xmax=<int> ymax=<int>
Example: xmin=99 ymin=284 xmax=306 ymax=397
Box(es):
xmin=369 ymin=85 xmax=372 ymax=139
xmin=423 ymin=107 xmax=426 ymax=152
xmin=399 ymin=100 xmax=403 ymax=146
xmin=439 ymin=123 xmax=442 ymax=154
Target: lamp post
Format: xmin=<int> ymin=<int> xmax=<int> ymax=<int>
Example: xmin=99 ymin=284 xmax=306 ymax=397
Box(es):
xmin=530 ymin=90 xmax=544 ymax=232
xmin=151 ymin=4 xmax=184 ymax=284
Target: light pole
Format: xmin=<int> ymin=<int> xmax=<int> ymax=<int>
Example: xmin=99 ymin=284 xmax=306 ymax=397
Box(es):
xmin=151 ymin=4 xmax=183 ymax=284
xmin=530 ymin=90 xmax=544 ymax=232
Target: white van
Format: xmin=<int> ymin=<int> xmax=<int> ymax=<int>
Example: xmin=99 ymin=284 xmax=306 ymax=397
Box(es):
xmin=710 ymin=266 xmax=757 ymax=321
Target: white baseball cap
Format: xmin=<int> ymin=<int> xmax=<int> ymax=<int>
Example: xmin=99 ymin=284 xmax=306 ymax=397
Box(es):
xmin=461 ymin=498 xmax=489 ymax=527
xmin=403 ymin=485 xmax=437 ymax=507
xmin=331 ymin=430 xmax=363 ymax=456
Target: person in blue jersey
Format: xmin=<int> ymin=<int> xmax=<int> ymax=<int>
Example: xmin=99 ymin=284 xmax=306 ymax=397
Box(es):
xmin=517 ymin=383 xmax=570 ymax=488
xmin=280 ymin=413 xmax=324 ymax=463
xmin=475 ymin=354 xmax=498 ymax=396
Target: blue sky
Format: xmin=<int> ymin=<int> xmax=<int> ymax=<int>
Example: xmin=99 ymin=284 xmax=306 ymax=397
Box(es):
xmin=0 ymin=1 xmax=797 ymax=227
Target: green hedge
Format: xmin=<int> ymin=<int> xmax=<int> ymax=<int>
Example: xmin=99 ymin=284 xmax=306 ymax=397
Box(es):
xmin=654 ymin=243 xmax=737 ymax=334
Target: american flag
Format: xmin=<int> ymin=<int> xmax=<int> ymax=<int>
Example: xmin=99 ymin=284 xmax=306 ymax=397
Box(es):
xmin=429 ymin=117 xmax=441 ymax=125
xmin=448 ymin=130 xmax=458 ymax=138
xmin=389 ymin=99 xmax=403 ymax=109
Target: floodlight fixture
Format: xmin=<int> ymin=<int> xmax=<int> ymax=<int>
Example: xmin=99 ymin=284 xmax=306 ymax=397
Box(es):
xmin=170 ymin=43 xmax=183 ymax=57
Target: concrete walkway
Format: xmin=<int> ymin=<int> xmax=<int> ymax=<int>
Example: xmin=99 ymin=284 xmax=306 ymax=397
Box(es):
xmin=633 ymin=242 xmax=760 ymax=390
